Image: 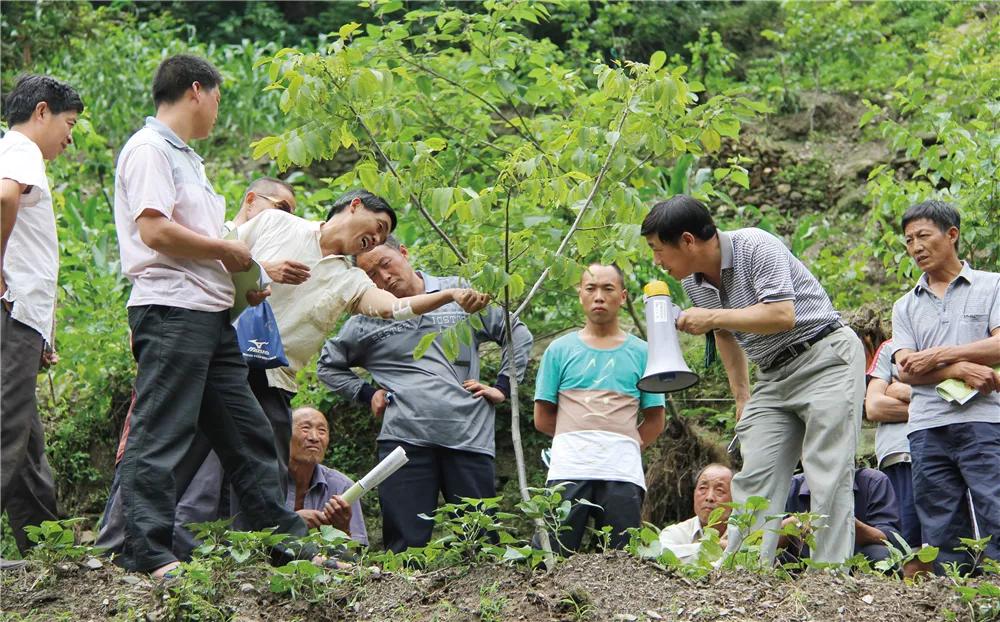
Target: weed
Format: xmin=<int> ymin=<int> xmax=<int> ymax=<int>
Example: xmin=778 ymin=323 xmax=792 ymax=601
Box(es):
xmin=161 ymin=559 xmax=234 ymax=622
xmin=559 ymin=587 xmax=594 ymax=621
xmin=23 ymin=519 xmax=99 ymax=566
xmin=269 ymin=560 xmax=335 ymax=603
xmin=478 ymin=581 xmax=507 ymax=622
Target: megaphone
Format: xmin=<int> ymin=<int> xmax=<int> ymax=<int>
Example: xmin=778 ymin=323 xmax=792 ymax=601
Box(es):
xmin=637 ymin=281 xmax=699 ymax=393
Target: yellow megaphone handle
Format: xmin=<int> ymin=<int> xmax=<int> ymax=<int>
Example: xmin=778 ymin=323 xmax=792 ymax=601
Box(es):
xmin=643 ymin=280 xmax=672 ymax=297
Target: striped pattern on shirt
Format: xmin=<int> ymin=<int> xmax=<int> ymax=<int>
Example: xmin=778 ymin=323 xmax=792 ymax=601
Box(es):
xmin=681 ymin=228 xmax=841 ymax=367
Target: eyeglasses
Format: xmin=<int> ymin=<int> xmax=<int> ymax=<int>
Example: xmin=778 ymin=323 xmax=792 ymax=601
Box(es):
xmin=256 ymin=194 xmax=294 ymax=213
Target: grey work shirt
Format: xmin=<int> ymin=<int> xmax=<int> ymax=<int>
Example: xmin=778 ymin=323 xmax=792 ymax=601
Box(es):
xmin=891 ymin=262 xmax=1000 ymax=433
xmin=868 ymin=339 xmax=910 ymax=466
xmin=286 ymin=464 xmax=368 ymax=545
xmin=682 ymin=228 xmax=841 ymax=368
xmin=317 ymin=272 xmax=533 ymax=457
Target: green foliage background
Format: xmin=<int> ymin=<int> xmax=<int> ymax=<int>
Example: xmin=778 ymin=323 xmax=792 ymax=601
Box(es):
xmin=1 ymin=0 xmax=996 ymax=555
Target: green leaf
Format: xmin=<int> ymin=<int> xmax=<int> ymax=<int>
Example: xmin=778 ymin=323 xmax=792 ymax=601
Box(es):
xmin=338 ymin=22 xmax=361 ymax=39
xmin=413 ymin=332 xmax=438 ymax=360
xmin=251 ymin=136 xmax=281 ymax=160
xmin=424 ymin=137 xmax=447 ymax=151
xmin=712 ymin=117 xmax=740 ymax=138
xmin=917 ymin=546 xmax=939 ymax=563
xmin=649 ymin=50 xmax=667 ymax=72
xmin=701 ymin=128 xmax=721 ymax=152
xmin=357 ymin=163 xmax=379 ymax=192
xmin=441 ymin=327 xmax=459 ymax=360
xmin=431 ymin=188 xmax=452 ymax=219
xmin=730 ymin=168 xmax=749 ymax=189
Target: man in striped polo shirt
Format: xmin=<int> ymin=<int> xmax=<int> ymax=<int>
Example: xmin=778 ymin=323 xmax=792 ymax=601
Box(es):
xmin=642 ymin=195 xmax=865 ymax=565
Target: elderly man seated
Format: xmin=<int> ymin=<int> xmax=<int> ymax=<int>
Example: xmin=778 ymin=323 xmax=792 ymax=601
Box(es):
xmin=782 ymin=467 xmax=901 ymax=565
xmin=288 ymin=406 xmax=368 ymax=545
xmin=658 ymin=464 xmax=733 ymax=562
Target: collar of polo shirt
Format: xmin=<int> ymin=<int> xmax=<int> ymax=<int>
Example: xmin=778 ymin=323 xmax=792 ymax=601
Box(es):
xmin=144 ymin=116 xmax=202 ymax=161
xmin=692 ymin=230 xmax=734 ymax=287
xmin=913 ymin=260 xmax=975 ymax=296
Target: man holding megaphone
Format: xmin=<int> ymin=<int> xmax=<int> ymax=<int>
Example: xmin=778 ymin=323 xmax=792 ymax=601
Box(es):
xmin=642 ymin=195 xmax=865 ymax=566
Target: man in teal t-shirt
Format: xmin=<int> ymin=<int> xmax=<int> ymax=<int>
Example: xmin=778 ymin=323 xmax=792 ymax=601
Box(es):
xmin=534 ymin=264 xmax=666 ymax=553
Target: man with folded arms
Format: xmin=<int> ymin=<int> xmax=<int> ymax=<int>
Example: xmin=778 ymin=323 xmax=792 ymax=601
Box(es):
xmin=890 ymin=200 xmax=999 ymax=574
xmin=643 ymin=195 xmax=864 ymax=565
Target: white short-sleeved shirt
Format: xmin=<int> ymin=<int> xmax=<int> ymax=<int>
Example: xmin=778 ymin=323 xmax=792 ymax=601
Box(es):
xmin=114 ymin=117 xmax=234 ymax=311
xmin=235 ymin=210 xmax=373 ymax=393
xmin=0 ymin=130 xmax=58 ymax=343
xmin=658 ymin=515 xmax=705 ymax=563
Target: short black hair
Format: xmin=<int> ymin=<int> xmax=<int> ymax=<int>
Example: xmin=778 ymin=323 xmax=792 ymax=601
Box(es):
xmin=242 ymin=176 xmax=295 ymax=205
xmin=582 ymin=262 xmax=624 ymax=288
xmin=901 ymin=200 xmax=960 ymax=251
xmin=640 ymin=195 xmax=718 ymax=245
xmin=152 ymin=54 xmax=223 ymax=108
xmin=3 ymin=74 xmax=84 ymax=126
xmin=326 ymin=190 xmax=397 ymax=231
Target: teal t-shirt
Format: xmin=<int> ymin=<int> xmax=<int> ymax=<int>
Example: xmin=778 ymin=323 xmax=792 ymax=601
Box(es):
xmin=534 ymin=331 xmax=664 ymax=488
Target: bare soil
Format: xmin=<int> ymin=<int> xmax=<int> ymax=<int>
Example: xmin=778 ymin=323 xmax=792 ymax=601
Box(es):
xmin=2 ymin=552 xmax=989 ymax=622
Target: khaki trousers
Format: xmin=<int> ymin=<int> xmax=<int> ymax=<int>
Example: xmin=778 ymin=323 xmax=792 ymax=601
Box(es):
xmin=724 ymin=327 xmax=865 ymax=565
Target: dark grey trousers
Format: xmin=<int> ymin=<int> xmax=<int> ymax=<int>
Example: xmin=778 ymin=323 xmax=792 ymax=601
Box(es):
xmin=117 ymin=305 xmax=305 ymax=571
xmin=1 ymin=304 xmax=58 ymax=554
xmin=377 ymin=441 xmax=496 ymax=553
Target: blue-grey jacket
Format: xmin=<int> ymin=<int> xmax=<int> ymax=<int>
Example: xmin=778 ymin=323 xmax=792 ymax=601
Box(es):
xmin=317 ymin=273 xmax=532 ymax=456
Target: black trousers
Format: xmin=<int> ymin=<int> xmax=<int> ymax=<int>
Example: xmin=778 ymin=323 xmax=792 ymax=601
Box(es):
xmin=377 ymin=441 xmax=496 ymax=553
xmin=117 ymin=305 xmax=305 ymax=571
xmin=545 ymin=479 xmax=644 ymax=554
xmin=0 ymin=304 xmax=58 ymax=554
xmin=97 ymin=368 xmax=293 ymax=561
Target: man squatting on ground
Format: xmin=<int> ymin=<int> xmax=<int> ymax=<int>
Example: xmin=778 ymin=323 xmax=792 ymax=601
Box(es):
xmin=287 ymin=407 xmax=367 ymax=544
xmin=781 ymin=467 xmax=902 ymax=565
xmin=534 ymin=263 xmax=665 ymax=553
xmin=889 ymin=200 xmax=1000 ymax=574
xmin=1 ymin=75 xmax=84 ymax=559
xmin=658 ymin=464 xmax=733 ymax=563
xmin=643 ymin=195 xmax=865 ymax=565
xmin=318 ymin=235 xmax=532 ymax=552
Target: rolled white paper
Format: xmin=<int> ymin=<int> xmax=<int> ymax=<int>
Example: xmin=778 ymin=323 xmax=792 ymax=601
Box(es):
xmin=340 ymin=446 xmax=409 ymax=504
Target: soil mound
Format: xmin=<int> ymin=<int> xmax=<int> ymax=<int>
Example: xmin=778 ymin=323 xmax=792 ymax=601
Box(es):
xmin=2 ymin=552 xmax=983 ymax=621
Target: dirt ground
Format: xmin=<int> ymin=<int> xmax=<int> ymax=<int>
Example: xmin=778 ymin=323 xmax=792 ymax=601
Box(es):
xmin=2 ymin=552 xmax=990 ymax=622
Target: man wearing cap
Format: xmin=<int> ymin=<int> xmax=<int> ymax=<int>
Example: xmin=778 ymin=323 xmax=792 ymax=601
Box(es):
xmin=643 ymin=195 xmax=864 ymax=565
